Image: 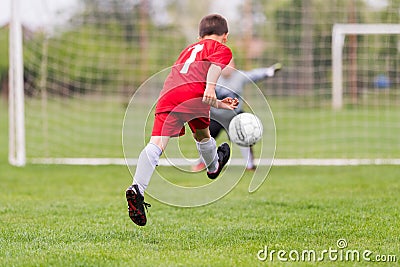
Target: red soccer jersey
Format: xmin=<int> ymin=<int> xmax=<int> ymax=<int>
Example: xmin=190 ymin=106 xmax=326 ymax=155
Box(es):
xmin=155 ymin=39 xmax=232 ymax=117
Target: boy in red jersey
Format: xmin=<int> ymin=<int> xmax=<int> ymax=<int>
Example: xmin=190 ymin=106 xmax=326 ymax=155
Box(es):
xmin=126 ymin=14 xmax=238 ymax=226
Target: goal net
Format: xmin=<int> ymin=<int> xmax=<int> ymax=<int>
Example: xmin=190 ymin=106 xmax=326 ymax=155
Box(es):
xmin=7 ymin=0 xmax=400 ymax=166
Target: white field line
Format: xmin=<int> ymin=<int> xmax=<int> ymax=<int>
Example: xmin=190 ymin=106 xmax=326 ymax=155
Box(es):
xmin=29 ymin=158 xmax=400 ymax=166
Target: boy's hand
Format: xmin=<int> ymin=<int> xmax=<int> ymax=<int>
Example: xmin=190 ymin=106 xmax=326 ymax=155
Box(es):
xmin=202 ymin=86 xmax=218 ymax=107
xmin=217 ymin=97 xmax=239 ymax=110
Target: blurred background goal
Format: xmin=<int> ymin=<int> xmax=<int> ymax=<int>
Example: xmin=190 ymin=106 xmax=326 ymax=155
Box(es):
xmin=5 ymin=0 xmax=400 ymax=166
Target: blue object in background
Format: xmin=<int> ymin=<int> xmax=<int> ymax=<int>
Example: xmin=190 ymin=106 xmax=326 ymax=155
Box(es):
xmin=374 ymin=74 xmax=390 ymax=89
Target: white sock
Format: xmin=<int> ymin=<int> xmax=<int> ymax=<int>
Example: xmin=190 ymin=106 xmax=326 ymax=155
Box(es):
xmin=240 ymin=146 xmax=254 ymax=169
xmin=133 ymin=142 xmax=162 ymax=195
xmin=196 ymin=138 xmax=219 ymax=173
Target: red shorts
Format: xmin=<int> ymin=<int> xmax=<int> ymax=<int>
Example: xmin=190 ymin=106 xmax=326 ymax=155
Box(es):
xmin=151 ymin=112 xmax=210 ymax=137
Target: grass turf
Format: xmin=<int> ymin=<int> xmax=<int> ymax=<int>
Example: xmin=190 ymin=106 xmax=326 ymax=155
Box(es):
xmin=1 ymin=163 xmax=399 ymax=266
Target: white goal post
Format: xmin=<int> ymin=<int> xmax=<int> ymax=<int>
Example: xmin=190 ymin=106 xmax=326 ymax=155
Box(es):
xmin=332 ymin=23 xmax=400 ymax=109
xmin=8 ymin=0 xmax=26 ymax=166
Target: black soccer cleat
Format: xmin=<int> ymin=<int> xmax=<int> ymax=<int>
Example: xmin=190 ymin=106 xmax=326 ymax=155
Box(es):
xmin=126 ymin=184 xmax=151 ymax=226
xmin=207 ymin=142 xmax=231 ymax=179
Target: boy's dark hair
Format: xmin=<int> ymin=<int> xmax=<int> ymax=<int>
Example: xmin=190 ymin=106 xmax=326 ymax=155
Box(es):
xmin=199 ymin=14 xmax=228 ymax=38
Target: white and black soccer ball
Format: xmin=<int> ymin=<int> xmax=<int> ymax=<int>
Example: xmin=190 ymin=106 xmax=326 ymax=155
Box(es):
xmin=228 ymin=113 xmax=263 ymax=147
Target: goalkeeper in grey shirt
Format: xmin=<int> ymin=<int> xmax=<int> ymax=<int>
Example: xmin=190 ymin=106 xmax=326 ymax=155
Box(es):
xmin=193 ymin=59 xmax=281 ymax=171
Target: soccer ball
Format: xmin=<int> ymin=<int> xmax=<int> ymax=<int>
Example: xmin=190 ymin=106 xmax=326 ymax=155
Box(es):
xmin=228 ymin=113 xmax=263 ymax=147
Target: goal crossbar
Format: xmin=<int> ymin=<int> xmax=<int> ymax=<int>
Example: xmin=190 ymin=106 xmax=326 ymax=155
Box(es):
xmin=332 ymin=23 xmax=400 ymax=109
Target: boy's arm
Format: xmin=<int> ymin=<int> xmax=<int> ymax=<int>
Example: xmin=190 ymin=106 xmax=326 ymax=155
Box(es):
xmin=202 ymin=64 xmax=222 ymax=108
xmin=203 ymin=63 xmax=239 ymax=110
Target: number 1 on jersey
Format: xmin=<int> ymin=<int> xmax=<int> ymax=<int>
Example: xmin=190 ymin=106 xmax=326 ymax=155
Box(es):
xmin=180 ymin=44 xmax=204 ymax=74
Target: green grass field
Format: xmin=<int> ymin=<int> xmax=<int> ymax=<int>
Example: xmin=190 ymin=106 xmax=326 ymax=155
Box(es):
xmin=1 ymin=164 xmax=399 ymax=266
xmin=1 ymin=99 xmax=400 ymax=266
